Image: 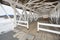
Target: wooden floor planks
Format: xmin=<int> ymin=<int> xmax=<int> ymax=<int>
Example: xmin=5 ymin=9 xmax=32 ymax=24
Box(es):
xmin=14 ymin=19 xmax=60 ymax=40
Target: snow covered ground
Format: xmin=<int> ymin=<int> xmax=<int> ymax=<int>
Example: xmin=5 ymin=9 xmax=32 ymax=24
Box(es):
xmin=0 ymin=4 xmax=26 ymax=16
xmin=0 ymin=4 xmax=26 ymax=34
xmin=0 ymin=18 xmax=14 ymax=34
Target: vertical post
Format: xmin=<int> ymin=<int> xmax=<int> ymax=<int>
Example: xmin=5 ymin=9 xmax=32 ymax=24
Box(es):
xmin=14 ymin=10 xmax=17 ymax=27
xmin=12 ymin=2 xmax=17 ymax=27
xmin=37 ymin=22 xmax=39 ymax=31
xmin=27 ymin=22 xmax=29 ymax=29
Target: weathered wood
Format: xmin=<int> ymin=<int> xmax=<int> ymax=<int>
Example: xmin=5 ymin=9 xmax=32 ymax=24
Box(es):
xmin=14 ymin=19 xmax=60 ymax=40
xmin=0 ymin=0 xmax=2 ymax=3
xmin=3 ymin=0 xmax=58 ymax=16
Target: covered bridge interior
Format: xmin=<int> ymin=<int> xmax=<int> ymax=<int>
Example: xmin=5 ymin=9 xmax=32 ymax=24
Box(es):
xmin=0 ymin=0 xmax=60 ymax=40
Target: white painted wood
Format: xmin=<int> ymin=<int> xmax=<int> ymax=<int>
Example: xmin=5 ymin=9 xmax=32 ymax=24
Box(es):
xmin=38 ymin=22 xmax=60 ymax=27
xmin=17 ymin=23 xmax=27 ymax=27
xmin=39 ymin=28 xmax=60 ymax=34
xmin=37 ymin=22 xmax=60 ymax=34
xmin=17 ymin=20 xmax=29 ymax=29
xmin=17 ymin=20 xmax=28 ymax=23
xmin=12 ymin=4 xmax=17 ymax=27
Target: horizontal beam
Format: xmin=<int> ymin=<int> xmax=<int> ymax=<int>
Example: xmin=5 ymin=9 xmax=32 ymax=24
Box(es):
xmin=3 ymin=0 xmax=40 ymax=13
xmin=38 ymin=22 xmax=60 ymax=28
xmin=37 ymin=22 xmax=60 ymax=34
xmin=39 ymin=28 xmax=60 ymax=34
xmin=17 ymin=20 xmax=28 ymax=23
xmin=17 ymin=23 xmax=27 ymax=27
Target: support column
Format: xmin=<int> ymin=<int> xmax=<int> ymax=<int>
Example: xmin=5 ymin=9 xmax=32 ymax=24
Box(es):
xmin=13 ymin=2 xmax=17 ymax=27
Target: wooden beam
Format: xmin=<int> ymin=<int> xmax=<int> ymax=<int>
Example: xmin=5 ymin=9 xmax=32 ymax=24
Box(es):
xmin=0 ymin=0 xmax=2 ymax=3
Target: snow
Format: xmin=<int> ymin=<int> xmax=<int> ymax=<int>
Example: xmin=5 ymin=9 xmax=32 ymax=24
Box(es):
xmin=0 ymin=4 xmax=30 ymax=16
xmin=0 ymin=18 xmax=14 ymax=34
xmin=0 ymin=4 xmax=15 ymax=34
xmin=0 ymin=4 xmax=14 ymax=16
xmin=0 ymin=4 xmax=29 ymax=34
xmin=0 ymin=4 xmax=28 ymax=34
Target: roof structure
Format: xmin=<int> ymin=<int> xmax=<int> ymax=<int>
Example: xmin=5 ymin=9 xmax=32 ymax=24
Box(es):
xmin=0 ymin=0 xmax=60 ymax=40
xmin=1 ymin=0 xmax=59 ymax=16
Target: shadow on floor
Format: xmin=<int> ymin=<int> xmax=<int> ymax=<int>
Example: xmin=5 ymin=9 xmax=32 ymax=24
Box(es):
xmin=0 ymin=31 xmax=18 ymax=40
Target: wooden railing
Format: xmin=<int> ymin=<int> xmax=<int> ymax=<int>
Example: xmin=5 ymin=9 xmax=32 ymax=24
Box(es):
xmin=37 ymin=22 xmax=60 ymax=34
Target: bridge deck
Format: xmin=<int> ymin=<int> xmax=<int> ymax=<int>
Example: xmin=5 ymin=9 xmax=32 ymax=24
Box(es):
xmin=14 ymin=19 xmax=60 ymax=40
